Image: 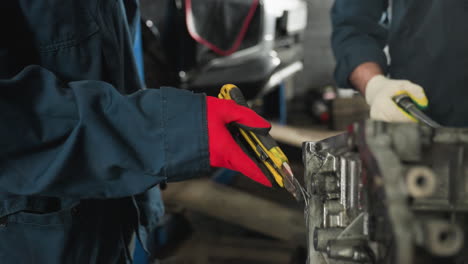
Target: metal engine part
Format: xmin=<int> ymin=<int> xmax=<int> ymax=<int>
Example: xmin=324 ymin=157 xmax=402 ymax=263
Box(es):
xmin=303 ymin=121 xmax=468 ymax=264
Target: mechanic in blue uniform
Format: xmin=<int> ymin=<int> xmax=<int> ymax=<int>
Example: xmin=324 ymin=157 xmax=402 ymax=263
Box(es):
xmin=0 ymin=1 xmax=273 ymax=263
xmin=331 ymin=0 xmax=468 ymax=127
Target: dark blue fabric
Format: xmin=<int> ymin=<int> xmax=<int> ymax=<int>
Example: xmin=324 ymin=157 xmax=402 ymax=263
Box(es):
xmin=331 ymin=0 xmax=468 ymax=127
xmin=331 ymin=0 xmax=389 ymax=89
xmin=128 ymin=1 xmax=160 ymax=261
xmin=0 ymin=0 xmax=209 ymax=263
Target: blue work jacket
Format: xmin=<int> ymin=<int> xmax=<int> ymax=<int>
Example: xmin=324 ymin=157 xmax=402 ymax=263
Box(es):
xmin=331 ymin=0 xmax=468 ymax=127
xmin=0 ymin=1 xmax=209 ymax=263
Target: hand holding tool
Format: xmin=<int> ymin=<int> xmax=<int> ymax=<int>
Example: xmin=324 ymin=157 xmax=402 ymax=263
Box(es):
xmin=365 ymin=75 xmax=429 ymax=122
xmin=207 ymin=96 xmax=272 ymax=186
xmin=218 ymin=84 xmax=309 ymax=202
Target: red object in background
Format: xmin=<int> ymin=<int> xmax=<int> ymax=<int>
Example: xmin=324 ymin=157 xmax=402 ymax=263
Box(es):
xmin=206 ymin=96 xmax=272 ymax=186
xmin=320 ymin=112 xmax=330 ymax=123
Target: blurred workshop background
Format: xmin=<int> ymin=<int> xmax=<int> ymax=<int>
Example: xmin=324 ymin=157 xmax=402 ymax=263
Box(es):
xmin=135 ymin=0 xmax=365 ymax=263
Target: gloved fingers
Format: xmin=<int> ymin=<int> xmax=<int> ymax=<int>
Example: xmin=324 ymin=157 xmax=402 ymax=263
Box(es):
xmin=366 ymin=76 xmax=429 ymax=109
xmin=371 ymin=98 xmax=417 ymax=122
xmin=221 ymin=100 xmax=271 ymax=129
xmin=395 ymin=81 xmax=429 ymax=108
xmin=224 ymin=134 xmax=272 ymax=187
xmin=365 ymin=76 xmax=429 ymax=123
xmin=208 ymin=124 xmax=272 ymax=187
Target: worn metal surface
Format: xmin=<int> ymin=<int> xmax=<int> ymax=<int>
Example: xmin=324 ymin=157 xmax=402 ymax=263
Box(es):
xmin=303 ymin=121 xmax=468 ymax=263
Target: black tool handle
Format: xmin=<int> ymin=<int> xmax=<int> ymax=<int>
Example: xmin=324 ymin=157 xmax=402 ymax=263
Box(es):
xmin=228 ymin=86 xmax=249 ymax=108
xmin=228 ymin=86 xmax=277 ymax=149
xmin=392 ymin=94 xmax=441 ymax=128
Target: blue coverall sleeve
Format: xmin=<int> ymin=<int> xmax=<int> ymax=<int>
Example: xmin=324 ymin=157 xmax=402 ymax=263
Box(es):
xmin=0 ymin=66 xmax=210 ymax=199
xmin=331 ymin=0 xmax=389 ymax=88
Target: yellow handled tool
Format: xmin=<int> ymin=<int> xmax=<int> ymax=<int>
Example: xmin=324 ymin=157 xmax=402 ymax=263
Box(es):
xmin=218 ymin=84 xmax=308 ymax=202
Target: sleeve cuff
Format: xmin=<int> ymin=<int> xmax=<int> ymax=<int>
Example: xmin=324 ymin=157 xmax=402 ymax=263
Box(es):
xmin=161 ymin=87 xmax=210 ymax=182
xmin=334 ymin=44 xmax=388 ymax=88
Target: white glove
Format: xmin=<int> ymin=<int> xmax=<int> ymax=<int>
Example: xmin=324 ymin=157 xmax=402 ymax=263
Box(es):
xmin=365 ymin=75 xmax=428 ymax=122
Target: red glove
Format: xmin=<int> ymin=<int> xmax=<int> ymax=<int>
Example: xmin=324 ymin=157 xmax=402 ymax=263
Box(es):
xmin=206 ymin=96 xmax=272 ymax=187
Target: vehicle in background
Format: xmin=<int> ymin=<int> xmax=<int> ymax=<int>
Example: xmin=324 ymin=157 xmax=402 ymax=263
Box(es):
xmin=140 ymin=0 xmax=307 ymax=99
